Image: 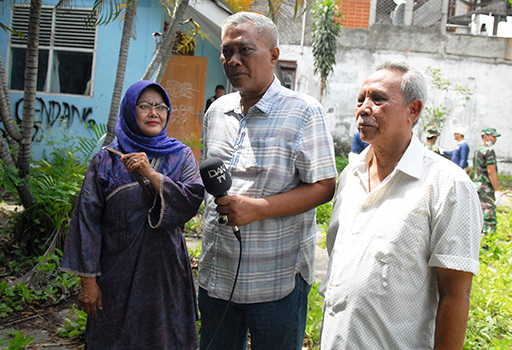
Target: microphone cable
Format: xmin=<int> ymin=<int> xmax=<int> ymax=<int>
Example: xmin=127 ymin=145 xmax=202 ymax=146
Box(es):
xmin=205 ymin=225 xmax=242 ymax=350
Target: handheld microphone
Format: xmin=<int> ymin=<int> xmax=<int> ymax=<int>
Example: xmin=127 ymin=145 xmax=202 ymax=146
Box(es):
xmin=200 ymin=157 xmax=241 ymax=241
xmin=200 ymin=157 xmax=232 ymax=198
xmin=200 ymin=157 xmax=243 ymax=350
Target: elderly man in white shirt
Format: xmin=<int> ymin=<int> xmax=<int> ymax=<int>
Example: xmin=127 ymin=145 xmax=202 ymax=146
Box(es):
xmin=320 ymin=61 xmax=483 ymax=350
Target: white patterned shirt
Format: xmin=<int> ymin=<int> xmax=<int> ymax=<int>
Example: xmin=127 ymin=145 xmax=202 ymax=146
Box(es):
xmin=320 ymin=135 xmax=482 ymax=349
xmin=199 ymin=77 xmax=337 ymax=303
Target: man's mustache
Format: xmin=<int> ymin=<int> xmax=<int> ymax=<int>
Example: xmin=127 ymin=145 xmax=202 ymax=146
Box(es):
xmin=356 ymin=116 xmax=379 ymax=128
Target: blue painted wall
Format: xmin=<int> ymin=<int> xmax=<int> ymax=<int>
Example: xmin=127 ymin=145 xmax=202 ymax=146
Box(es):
xmin=1 ymin=0 xmax=226 ymax=160
xmin=195 ymin=36 xmax=228 ymax=110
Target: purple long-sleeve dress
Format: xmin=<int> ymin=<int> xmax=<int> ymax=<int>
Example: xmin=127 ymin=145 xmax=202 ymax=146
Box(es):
xmin=62 ymin=145 xmax=203 ymax=350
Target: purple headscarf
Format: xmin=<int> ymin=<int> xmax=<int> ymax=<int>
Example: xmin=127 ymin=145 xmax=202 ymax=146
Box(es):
xmin=110 ymin=80 xmax=185 ymax=159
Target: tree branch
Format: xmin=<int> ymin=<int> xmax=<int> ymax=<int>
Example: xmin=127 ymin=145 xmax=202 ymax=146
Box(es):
xmin=102 ymin=0 xmax=137 ymax=146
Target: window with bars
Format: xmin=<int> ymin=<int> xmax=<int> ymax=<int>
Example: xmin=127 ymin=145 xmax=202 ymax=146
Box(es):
xmin=9 ymin=5 xmax=97 ymax=96
xmin=278 ymin=60 xmax=297 ymax=91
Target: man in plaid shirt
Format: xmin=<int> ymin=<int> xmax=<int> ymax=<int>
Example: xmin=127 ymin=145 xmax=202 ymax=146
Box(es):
xmin=198 ymin=11 xmax=337 ymax=350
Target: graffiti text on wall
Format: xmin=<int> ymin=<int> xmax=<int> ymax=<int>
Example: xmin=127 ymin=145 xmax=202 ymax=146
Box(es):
xmin=14 ymin=98 xmax=95 ymax=142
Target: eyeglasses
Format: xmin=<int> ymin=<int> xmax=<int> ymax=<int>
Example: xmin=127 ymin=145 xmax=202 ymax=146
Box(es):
xmin=136 ymin=103 xmax=170 ymax=114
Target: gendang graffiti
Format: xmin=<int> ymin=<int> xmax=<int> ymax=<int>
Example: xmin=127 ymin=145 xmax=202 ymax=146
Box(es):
xmin=14 ymin=97 xmax=95 ymax=142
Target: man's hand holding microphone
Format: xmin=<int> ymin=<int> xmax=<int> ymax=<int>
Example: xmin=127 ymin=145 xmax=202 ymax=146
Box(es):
xmin=200 ymin=157 xmax=266 ymax=230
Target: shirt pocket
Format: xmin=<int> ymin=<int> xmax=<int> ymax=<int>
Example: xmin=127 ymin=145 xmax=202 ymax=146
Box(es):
xmin=236 ymin=137 xmax=278 ymax=171
xmin=235 ymin=137 xmax=296 ymax=191
xmin=369 ymin=211 xmax=428 ymax=269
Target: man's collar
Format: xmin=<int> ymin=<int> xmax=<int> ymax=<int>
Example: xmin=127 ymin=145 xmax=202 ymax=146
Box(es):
xmin=354 ymin=135 xmax=424 ymax=180
xmin=251 ymin=75 xmax=281 ymax=115
xmin=228 ymin=75 xmax=281 ymax=117
xmin=394 ymin=135 xmax=424 ymax=179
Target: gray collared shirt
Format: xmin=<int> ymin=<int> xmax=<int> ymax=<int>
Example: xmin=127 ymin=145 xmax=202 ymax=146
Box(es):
xmin=199 ymin=77 xmax=337 ymax=303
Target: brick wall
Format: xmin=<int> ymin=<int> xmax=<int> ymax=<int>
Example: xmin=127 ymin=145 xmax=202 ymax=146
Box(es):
xmin=337 ymin=0 xmax=371 ymax=28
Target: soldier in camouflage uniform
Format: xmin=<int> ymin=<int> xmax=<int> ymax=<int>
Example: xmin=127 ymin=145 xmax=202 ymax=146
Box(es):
xmin=473 ymin=127 xmax=501 ymax=235
xmin=423 ymin=125 xmax=440 ymax=154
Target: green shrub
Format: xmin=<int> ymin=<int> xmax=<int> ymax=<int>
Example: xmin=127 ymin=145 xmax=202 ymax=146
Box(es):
xmin=184 ymin=202 xmax=204 ymax=237
xmin=0 ymin=330 xmax=34 ymax=350
xmin=304 ymin=282 xmax=324 ymax=349
xmin=465 ymin=208 xmax=512 ymax=348
xmin=0 ymin=251 xmax=80 ymax=318
xmin=316 ymin=202 xmax=332 ymax=250
xmin=1 ymin=128 xmax=90 ymax=257
xmin=57 ymin=306 xmax=87 ymax=339
xmin=314 ymin=155 xmax=345 ymax=248
xmin=335 ymin=156 xmax=348 ymax=175
xmin=316 ymin=201 xmax=332 ymax=226
xmin=498 ymin=174 xmax=512 ymax=191
xmin=188 ymin=242 xmax=202 ymax=260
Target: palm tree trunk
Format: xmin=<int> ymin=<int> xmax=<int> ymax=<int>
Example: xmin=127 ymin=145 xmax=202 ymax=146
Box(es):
xmin=0 ymin=133 xmax=15 ymax=170
xmin=0 ymin=130 xmax=30 ymax=207
xmin=319 ymin=77 xmax=326 ymax=102
xmin=102 ymin=0 xmax=137 ymax=147
xmin=142 ymin=0 xmax=190 ymax=82
xmin=0 ymin=91 xmax=18 ymax=195
xmin=16 ymin=0 xmax=42 ymax=209
xmin=0 ymin=52 xmax=22 ymax=142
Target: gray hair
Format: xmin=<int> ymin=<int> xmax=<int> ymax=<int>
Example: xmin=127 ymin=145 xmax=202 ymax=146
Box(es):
xmin=374 ymin=61 xmax=427 ymax=108
xmin=221 ymin=12 xmax=279 ymax=48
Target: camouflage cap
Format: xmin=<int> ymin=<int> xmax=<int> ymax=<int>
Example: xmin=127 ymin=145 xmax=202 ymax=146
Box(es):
xmin=425 ymin=126 xmax=440 ymax=137
xmin=481 ymin=127 xmax=501 ymax=137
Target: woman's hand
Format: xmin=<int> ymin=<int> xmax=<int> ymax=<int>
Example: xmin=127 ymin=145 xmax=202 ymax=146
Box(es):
xmin=79 ymin=276 xmax=102 ymax=318
xmin=121 ymin=152 xmax=162 ymax=191
xmin=122 ymin=152 xmax=153 ymax=178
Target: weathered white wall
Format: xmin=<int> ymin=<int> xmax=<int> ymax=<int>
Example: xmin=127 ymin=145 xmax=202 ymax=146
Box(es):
xmin=280 ymin=25 xmax=512 ymax=174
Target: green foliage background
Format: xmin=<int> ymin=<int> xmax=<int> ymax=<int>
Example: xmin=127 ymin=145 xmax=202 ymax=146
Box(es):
xmin=311 ymin=0 xmax=342 ymax=97
xmin=464 ymin=206 xmax=512 ymax=349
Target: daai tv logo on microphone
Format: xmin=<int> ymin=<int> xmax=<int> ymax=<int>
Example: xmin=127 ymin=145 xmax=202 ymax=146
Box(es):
xmin=200 ymin=157 xmax=232 ymax=197
xmin=207 ymin=163 xmax=228 ymax=183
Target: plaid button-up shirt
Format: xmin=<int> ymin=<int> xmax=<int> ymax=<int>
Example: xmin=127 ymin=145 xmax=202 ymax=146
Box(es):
xmin=199 ymin=78 xmax=337 ymax=303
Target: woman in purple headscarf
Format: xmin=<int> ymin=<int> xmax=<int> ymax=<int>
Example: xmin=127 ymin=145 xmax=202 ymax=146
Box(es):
xmin=62 ymin=81 xmax=204 ymax=349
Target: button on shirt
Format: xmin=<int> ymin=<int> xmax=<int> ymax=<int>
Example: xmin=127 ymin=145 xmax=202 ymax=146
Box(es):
xmin=321 ymin=135 xmax=482 ymax=349
xmin=199 ymin=77 xmax=337 ymax=304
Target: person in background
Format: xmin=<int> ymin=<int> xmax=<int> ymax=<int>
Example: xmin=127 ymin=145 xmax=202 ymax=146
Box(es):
xmin=320 ymin=61 xmax=482 ymax=350
xmin=348 ymin=130 xmax=369 ymax=162
xmin=199 ymin=12 xmax=337 ymax=350
xmin=472 ymin=127 xmax=501 ymax=236
xmin=423 ymin=125 xmax=441 ymax=154
xmin=443 ymin=127 xmax=469 ymax=169
xmin=61 ymin=80 xmax=204 ymax=350
xmin=205 ymin=84 xmax=225 ymax=112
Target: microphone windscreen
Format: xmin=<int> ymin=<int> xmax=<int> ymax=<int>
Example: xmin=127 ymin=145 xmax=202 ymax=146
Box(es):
xmin=200 ymin=157 xmax=232 ymax=197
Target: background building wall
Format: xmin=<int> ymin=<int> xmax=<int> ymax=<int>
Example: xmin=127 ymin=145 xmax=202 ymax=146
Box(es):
xmin=338 ymin=0 xmax=371 ymax=28
xmin=280 ymin=24 xmax=512 ymax=173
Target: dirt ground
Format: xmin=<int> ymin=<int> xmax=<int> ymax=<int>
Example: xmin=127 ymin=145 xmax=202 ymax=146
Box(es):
xmin=0 ymin=296 xmax=84 ymax=349
xmin=0 ymin=198 xmax=82 ymax=349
